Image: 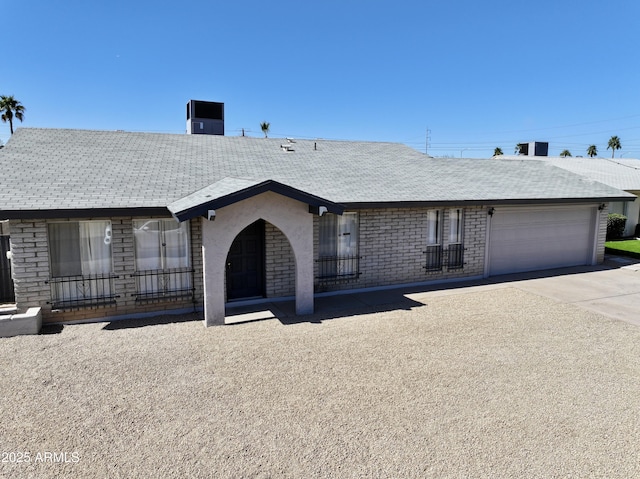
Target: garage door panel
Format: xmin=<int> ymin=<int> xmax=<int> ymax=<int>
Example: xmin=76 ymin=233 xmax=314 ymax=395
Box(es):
xmin=492 ymin=225 xmax=591 ymax=248
xmin=489 ymin=207 xmax=595 ymax=276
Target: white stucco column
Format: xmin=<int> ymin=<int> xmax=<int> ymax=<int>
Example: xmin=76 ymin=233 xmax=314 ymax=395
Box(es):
xmin=200 ymin=191 xmax=314 ymax=326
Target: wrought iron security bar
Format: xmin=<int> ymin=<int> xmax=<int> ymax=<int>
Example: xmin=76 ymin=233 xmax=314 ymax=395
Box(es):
xmin=131 ymin=267 xmax=195 ymax=301
xmin=316 ymin=255 xmax=362 ymax=283
xmin=424 ymin=244 xmax=465 ymax=271
xmin=424 ymin=245 xmax=443 ymax=271
xmin=447 ymin=243 xmax=465 ymax=269
xmin=46 ymin=273 xmax=119 ymax=310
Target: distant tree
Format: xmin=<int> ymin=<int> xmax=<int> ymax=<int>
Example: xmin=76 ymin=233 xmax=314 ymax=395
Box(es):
xmin=515 ymin=143 xmax=526 ymax=155
xmin=607 ymin=136 xmax=621 ymax=158
xmin=587 ymin=145 xmax=598 ymax=158
xmin=493 ymin=147 xmax=503 ymax=156
xmin=0 ymin=95 xmax=25 ymax=134
xmin=560 ymin=150 xmax=572 ymax=158
xmin=260 ymin=121 xmax=270 ymax=138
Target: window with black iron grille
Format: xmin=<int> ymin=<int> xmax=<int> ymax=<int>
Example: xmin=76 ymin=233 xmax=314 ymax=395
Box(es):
xmin=47 ymin=221 xmax=118 ymax=309
xmin=132 ymin=219 xmax=194 ymax=301
xmin=317 ymin=212 xmax=361 ymax=282
xmin=424 ymin=210 xmax=443 ymax=271
xmin=424 ymin=209 xmax=466 ymax=272
xmin=447 ymin=208 xmax=465 ymax=269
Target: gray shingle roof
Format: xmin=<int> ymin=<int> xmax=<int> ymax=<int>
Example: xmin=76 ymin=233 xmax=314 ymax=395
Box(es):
xmin=498 ymin=155 xmax=640 ymax=191
xmin=0 ymin=128 xmax=633 ymax=216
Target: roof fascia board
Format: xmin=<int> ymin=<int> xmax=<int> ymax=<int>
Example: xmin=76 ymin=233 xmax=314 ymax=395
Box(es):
xmin=3 ymin=197 xmax=632 ymax=221
xmin=341 ymin=197 xmax=635 ymax=209
xmin=0 ymin=207 xmax=171 ymax=220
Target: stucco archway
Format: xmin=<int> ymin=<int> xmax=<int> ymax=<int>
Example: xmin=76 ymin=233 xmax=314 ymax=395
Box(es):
xmin=201 ymin=191 xmax=314 ymax=326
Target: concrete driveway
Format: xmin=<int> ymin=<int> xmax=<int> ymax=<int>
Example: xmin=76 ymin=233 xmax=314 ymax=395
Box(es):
xmin=400 ymin=255 xmax=640 ymax=328
xmin=505 ymin=256 xmax=640 ymax=327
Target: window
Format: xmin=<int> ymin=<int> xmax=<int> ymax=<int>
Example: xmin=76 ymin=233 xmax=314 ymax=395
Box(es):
xmin=132 ymin=219 xmax=192 ymax=299
xmin=425 ymin=210 xmax=443 ymax=271
xmin=447 ymin=209 xmax=464 ymax=269
xmin=317 ymin=212 xmax=360 ymax=281
xmin=48 ymin=221 xmax=116 ymax=308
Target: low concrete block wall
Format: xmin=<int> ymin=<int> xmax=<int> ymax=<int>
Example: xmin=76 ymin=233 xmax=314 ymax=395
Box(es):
xmin=0 ymin=307 xmax=42 ymax=337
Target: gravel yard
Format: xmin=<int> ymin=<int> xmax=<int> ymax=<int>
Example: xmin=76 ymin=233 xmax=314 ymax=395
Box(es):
xmin=2 ymin=287 xmax=640 ymax=478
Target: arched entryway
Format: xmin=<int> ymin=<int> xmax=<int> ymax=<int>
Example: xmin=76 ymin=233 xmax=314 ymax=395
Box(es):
xmin=225 ymin=219 xmax=298 ymax=302
xmin=200 ymin=191 xmax=315 ymax=326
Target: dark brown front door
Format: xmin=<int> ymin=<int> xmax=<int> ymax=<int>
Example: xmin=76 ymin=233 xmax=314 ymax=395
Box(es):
xmin=226 ymin=220 xmax=265 ymax=300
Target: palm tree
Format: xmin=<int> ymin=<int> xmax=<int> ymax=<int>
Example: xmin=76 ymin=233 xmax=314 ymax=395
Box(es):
xmin=493 ymin=147 xmax=503 ymax=156
xmin=560 ymin=150 xmax=572 ymax=158
xmin=0 ymin=95 xmax=26 ymax=134
xmin=260 ymin=121 xmax=270 ymax=138
xmin=587 ymin=145 xmax=598 ymax=158
xmin=607 ymin=136 xmax=621 ymax=158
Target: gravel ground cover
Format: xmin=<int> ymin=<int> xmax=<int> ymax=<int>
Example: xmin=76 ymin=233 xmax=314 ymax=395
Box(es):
xmin=1 ymin=287 xmax=640 ymax=478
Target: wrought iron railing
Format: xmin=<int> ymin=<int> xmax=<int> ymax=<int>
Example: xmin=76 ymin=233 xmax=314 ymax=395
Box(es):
xmin=47 ymin=273 xmax=119 ymax=310
xmin=424 ymin=245 xmax=443 ymax=271
xmin=424 ymin=244 xmax=465 ymax=272
xmin=447 ymin=243 xmax=465 ymax=269
xmin=131 ymin=267 xmax=195 ymax=301
xmin=316 ymin=256 xmax=361 ymax=282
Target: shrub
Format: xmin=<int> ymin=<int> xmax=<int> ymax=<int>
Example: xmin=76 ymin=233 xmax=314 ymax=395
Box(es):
xmin=607 ymin=213 xmax=627 ymax=240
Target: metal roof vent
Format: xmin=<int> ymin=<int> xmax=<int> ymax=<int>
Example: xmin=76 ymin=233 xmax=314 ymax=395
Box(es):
xmin=281 ymin=138 xmax=295 ymax=151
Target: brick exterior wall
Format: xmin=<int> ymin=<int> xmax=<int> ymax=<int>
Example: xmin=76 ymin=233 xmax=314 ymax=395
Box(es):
xmin=313 ymin=206 xmax=488 ymax=293
xmin=8 ymin=220 xmax=51 ymax=310
xmin=253 ymin=208 xmax=489 ymax=298
xmin=265 ymin=222 xmax=296 ymax=297
xmin=10 ymin=217 xmax=203 ymax=323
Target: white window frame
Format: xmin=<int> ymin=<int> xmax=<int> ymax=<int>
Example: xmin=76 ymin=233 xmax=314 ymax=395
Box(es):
xmin=318 ymin=212 xmax=360 ymax=280
xmin=132 ymin=219 xmax=192 ymax=299
xmin=47 ymin=220 xmax=115 ymax=307
xmin=425 ymin=210 xmax=443 ymax=271
xmin=447 ymin=208 xmax=464 ymax=269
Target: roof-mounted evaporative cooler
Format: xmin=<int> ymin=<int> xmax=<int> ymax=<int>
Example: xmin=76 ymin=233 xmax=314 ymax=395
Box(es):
xmin=186 ymin=100 xmax=224 ymax=135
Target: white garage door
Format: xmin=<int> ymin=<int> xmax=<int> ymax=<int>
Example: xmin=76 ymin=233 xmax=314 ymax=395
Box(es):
xmin=488 ymin=206 xmax=596 ymax=276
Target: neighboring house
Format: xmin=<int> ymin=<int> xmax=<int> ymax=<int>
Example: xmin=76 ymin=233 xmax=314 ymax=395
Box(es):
xmin=0 ymin=128 xmax=633 ymax=326
xmin=498 ymin=155 xmax=640 ymax=237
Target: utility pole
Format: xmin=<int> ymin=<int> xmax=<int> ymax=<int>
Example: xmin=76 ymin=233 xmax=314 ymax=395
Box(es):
xmin=425 ymin=128 xmax=431 ymax=155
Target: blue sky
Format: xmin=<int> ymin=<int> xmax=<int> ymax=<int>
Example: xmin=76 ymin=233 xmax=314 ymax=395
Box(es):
xmin=3 ymin=0 xmax=640 ymax=158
